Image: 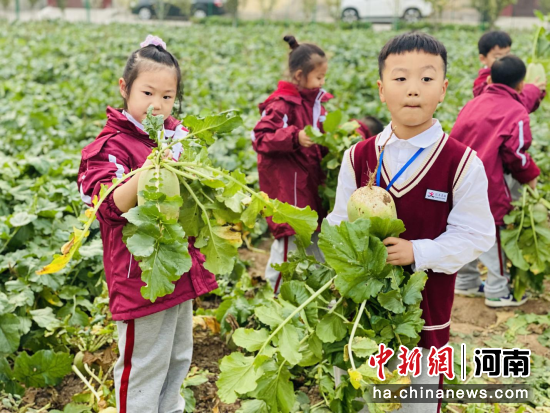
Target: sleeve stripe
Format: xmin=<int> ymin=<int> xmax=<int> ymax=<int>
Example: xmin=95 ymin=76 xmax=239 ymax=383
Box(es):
xmin=516 ymin=120 xmax=527 ymax=167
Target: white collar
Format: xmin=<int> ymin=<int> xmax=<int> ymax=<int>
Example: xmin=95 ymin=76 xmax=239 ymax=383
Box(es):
xmin=377 ymin=119 xmax=443 ymax=149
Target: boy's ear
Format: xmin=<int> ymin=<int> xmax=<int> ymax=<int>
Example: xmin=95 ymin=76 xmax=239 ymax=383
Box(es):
xmin=516 ymin=80 xmax=525 ymax=93
xmin=377 ymin=79 xmax=386 ymax=103
xmin=487 ymin=76 xmax=492 ymax=85
xmin=479 ymin=54 xmax=488 ymax=67
xmin=438 ymin=78 xmax=449 ymax=103
xmin=119 ymin=78 xmax=127 ymax=99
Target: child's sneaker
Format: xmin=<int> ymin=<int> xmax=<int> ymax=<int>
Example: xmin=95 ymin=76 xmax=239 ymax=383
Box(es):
xmin=455 ymin=282 xmax=485 ymax=297
xmin=485 ymin=293 xmax=528 ymax=308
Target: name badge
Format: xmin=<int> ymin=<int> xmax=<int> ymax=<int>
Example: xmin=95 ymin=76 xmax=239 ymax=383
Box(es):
xmin=426 ymin=189 xmax=448 ymax=202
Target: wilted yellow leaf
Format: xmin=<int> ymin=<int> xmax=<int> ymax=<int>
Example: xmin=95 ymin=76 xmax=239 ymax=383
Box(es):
xmin=348 ymin=369 xmax=363 ymax=389
xmin=36 ymin=254 xmax=71 ymax=275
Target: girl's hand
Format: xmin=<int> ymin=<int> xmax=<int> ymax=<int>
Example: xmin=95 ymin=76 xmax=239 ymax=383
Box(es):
xmin=298 ymin=130 xmax=314 ymax=148
xmin=383 ymin=237 xmax=414 ymax=266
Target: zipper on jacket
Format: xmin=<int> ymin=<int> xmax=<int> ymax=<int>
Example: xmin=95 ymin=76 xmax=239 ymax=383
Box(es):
xmin=312 ymin=89 xmax=326 ymax=131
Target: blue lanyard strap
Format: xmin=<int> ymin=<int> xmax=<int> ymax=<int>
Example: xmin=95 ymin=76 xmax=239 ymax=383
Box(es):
xmin=376 ymin=146 xmax=425 ymax=191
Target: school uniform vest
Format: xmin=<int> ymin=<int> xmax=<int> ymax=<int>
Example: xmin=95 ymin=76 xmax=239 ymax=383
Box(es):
xmin=350 ymin=133 xmax=476 ymax=348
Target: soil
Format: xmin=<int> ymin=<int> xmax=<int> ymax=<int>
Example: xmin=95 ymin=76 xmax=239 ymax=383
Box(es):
xmin=191 ymin=330 xmax=240 ymax=413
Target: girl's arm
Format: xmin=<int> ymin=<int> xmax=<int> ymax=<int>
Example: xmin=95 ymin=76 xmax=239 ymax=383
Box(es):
xmin=251 ymin=101 xmax=300 ymax=154
xmin=112 ymin=158 xmax=153 ymax=213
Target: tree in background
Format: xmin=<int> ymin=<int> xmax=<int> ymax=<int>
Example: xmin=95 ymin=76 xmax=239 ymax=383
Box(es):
xmin=324 ymin=0 xmax=341 ymax=22
xmin=1 ymin=0 xmax=10 ymax=10
xmin=426 ymin=0 xmax=450 ymax=21
xmin=258 ymin=0 xmax=277 ymax=19
xmin=302 ymin=0 xmax=316 ymax=21
xmin=471 ymin=0 xmax=517 ymax=28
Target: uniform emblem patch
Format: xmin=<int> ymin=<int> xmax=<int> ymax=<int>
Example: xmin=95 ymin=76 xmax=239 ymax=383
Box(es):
xmin=426 ymin=189 xmax=448 ymax=202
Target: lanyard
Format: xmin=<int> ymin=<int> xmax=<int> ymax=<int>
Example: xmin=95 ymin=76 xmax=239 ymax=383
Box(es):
xmin=376 ymin=146 xmax=425 ymax=191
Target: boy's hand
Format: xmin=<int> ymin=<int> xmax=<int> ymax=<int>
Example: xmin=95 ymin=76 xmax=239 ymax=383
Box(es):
xmin=383 ymin=237 xmax=414 ymax=266
xmin=528 ymin=77 xmax=547 ymax=93
xmin=535 ymin=80 xmax=546 ymax=93
xmin=298 ymin=130 xmax=314 ymax=148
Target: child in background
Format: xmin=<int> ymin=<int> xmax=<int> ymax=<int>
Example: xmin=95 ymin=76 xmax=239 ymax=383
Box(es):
xmin=355 ymin=115 xmax=384 ymax=139
xmin=452 ymin=55 xmax=540 ymax=307
xmin=78 ymin=36 xmax=218 ymax=413
xmin=474 ymin=30 xmax=546 ymax=113
xmin=328 ymin=32 xmax=494 ymax=412
xmin=251 ymin=35 xmax=332 ymax=293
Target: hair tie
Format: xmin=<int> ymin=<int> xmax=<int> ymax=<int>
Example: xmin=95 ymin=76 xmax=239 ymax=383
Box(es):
xmin=140 ymin=35 xmax=167 ymax=50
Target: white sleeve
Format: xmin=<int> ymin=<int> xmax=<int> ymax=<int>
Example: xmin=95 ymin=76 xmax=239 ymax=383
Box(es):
xmin=326 ymin=148 xmax=358 ymax=226
xmin=410 ymin=156 xmax=496 ymax=274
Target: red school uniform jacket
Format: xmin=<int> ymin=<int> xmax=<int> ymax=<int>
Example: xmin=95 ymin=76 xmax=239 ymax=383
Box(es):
xmin=350 ymin=133 xmax=477 ymax=349
xmin=451 ymin=84 xmax=540 ymax=225
xmin=252 ymin=81 xmax=334 ymax=239
xmin=473 ymin=67 xmax=546 ymax=113
xmin=77 ymin=107 xmax=218 ymax=321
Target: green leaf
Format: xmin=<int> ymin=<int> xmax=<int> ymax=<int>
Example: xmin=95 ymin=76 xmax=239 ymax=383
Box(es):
xmin=139 ymin=240 xmax=192 ymax=302
xmin=351 ymin=336 xmax=379 ymax=358
xmin=401 ymin=272 xmax=428 ymax=305
xmin=250 ymin=361 xmax=296 ymax=413
xmin=255 ymin=302 xmax=284 ymax=328
xmin=13 ymin=350 xmax=72 ymax=387
xmin=223 ymin=170 xmax=247 ymax=197
xmin=320 ymin=220 xmax=388 ymax=302
xmin=198 ymin=223 xmax=240 ymax=275
xmin=316 ymin=313 xmax=348 ymax=343
xmin=232 ymin=328 xmax=270 ymax=352
xmin=271 ymin=200 xmax=318 ymax=248
xmin=217 ymin=352 xmax=261 ymax=403
xmin=280 ymin=280 xmax=318 ymax=326
xmin=183 ymin=112 xmax=243 ymax=145
xmin=368 ymin=217 xmax=406 ymax=240
xmin=241 ymin=193 xmax=271 ymax=228
xmin=179 ymin=196 xmax=201 ymax=237
xmin=30 ymin=308 xmax=61 ymax=331
xmin=299 ymin=333 xmax=323 ymax=367
xmin=277 ymin=323 xmax=302 ymax=366
xmin=9 ymin=211 xmax=38 ymax=227
xmin=377 ymin=290 xmax=406 ymax=314
xmin=237 ymin=400 xmax=269 ymax=413
xmin=323 ymin=110 xmax=343 ymax=133
xmin=501 ymin=228 xmax=530 ymax=271
xmin=0 ymin=314 xmax=21 ymax=356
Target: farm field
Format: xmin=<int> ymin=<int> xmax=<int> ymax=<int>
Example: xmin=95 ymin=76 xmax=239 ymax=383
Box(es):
xmin=0 ymin=19 xmax=550 ymax=413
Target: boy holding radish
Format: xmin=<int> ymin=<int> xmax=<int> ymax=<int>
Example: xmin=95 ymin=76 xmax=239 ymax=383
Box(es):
xmin=328 ymin=32 xmax=495 ymax=412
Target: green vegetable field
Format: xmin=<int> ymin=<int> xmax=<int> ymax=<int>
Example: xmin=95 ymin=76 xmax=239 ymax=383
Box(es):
xmin=0 ymin=17 xmax=549 ymax=413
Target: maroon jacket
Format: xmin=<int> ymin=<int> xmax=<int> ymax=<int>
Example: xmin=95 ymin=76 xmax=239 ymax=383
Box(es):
xmin=473 ymin=67 xmax=545 ymax=113
xmin=252 ymin=81 xmax=333 ymax=239
xmin=451 ymin=84 xmax=540 ymax=225
xmin=78 ymin=107 xmax=218 ymax=321
xmin=351 ymin=134 xmax=474 ymax=349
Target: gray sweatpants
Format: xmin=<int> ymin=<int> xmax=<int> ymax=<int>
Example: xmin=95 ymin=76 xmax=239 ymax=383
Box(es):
xmin=265 ymin=233 xmax=323 ymax=293
xmin=114 ymin=300 xmax=193 ymax=413
xmin=334 ymin=346 xmax=443 ymax=413
xmin=456 ymin=174 xmax=518 ymax=298
xmin=456 ymin=227 xmax=510 ymax=299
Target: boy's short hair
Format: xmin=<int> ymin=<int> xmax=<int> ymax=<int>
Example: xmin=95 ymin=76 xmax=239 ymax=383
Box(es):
xmin=378 ymin=32 xmax=447 ymax=78
xmin=478 ymin=31 xmax=512 ymax=56
xmin=490 ymin=55 xmax=526 ymax=90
